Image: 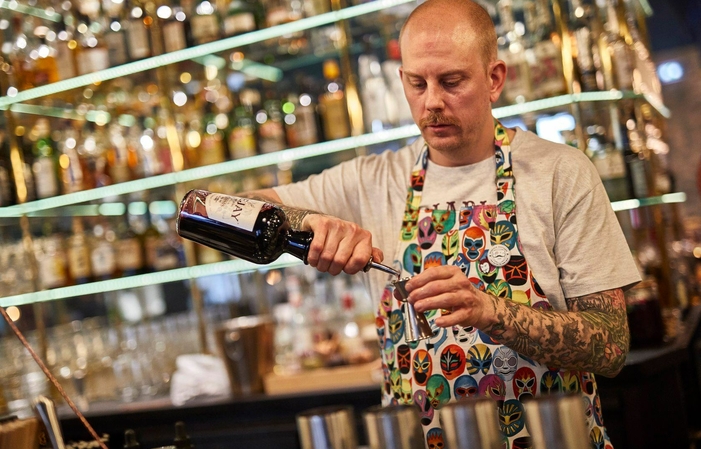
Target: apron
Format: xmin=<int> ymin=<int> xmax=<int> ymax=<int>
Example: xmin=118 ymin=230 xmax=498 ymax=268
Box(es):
xmin=376 ymin=121 xmax=612 ymax=449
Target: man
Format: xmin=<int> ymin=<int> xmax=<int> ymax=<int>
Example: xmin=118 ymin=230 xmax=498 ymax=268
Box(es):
xmin=241 ymin=0 xmax=640 ymax=447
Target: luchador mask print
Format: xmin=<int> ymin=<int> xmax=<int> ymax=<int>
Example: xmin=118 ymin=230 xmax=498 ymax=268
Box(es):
xmin=453 ymin=253 xmax=471 ymax=276
xmin=495 ymin=146 xmax=505 ymax=173
xmin=503 ymin=256 xmax=528 ymax=286
xmin=593 ymin=395 xmax=604 ymax=426
xmin=562 ymin=370 xmax=581 ymax=394
xmin=462 ymin=227 xmax=486 ymax=261
xmin=413 ymin=349 xmax=432 ymax=386
xmin=531 ymin=300 xmax=550 ymax=310
xmin=441 ymin=230 xmax=460 ymax=262
xmin=459 ymin=206 xmax=473 ymax=230
xmin=452 ymin=325 xmax=477 ymax=345
xmin=390 ymin=369 xmax=402 ymax=399
xmin=510 ymin=290 xmax=531 ymax=306
xmin=498 ymin=199 xmax=515 ymax=218
xmin=512 ymin=367 xmax=537 ymax=400
xmin=383 ymin=338 xmax=396 ymax=367
xmin=401 ymin=208 xmax=419 ymax=241
xmin=376 ymin=316 xmax=385 ymax=347
xmin=424 ymin=251 xmax=445 ymax=270
xmin=473 ymin=204 xmax=497 ymax=231
xmin=426 ymin=428 xmax=445 ymax=449
xmin=499 ymin=399 xmax=526 ymax=437
xmin=493 ymin=346 xmax=518 ymax=381
xmin=413 ymin=390 xmax=434 ymax=426
xmin=467 ymin=344 xmax=493 ymax=375
xmin=397 ymin=344 xmax=411 ymax=374
xmin=487 ymin=279 xmax=512 ymax=299
xmin=478 ymin=374 xmax=506 ymax=403
xmin=399 ymin=378 xmax=413 ymax=405
xmin=530 ymin=276 xmax=546 ymax=298
xmin=453 ymin=375 xmax=478 ymax=400
xmin=583 ymin=396 xmax=594 ymax=424
xmin=411 ymin=169 xmax=425 ymax=191
xmin=540 ymin=370 xmax=563 ymax=394
xmin=469 ymin=277 xmax=486 ymax=292
xmin=491 ymin=221 xmax=517 ymax=249
xmin=432 ymin=209 xmax=456 ymax=234
xmin=426 ymin=375 xmax=450 ymax=409
xmin=388 ymin=310 xmax=404 ymax=345
xmin=477 ymin=252 xmax=499 ymax=284
xmin=590 ymin=427 xmax=605 ymax=449
xmin=439 ymin=344 xmax=466 ymax=380
xmin=418 ymin=217 xmax=437 ymax=250
xmin=379 ymin=288 xmax=392 ymax=317
xmin=403 ymin=244 xmax=422 ymax=275
xmin=580 ymin=372 xmax=595 ymax=395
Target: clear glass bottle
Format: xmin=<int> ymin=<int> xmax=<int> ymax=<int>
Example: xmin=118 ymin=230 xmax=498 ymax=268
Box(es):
xmin=497 ymin=0 xmax=533 ymax=103
xmin=125 ymin=0 xmax=151 ymax=61
xmin=318 ymin=59 xmax=350 ymax=140
xmin=190 ymin=0 xmax=221 ymax=45
xmin=31 ymin=118 xmax=60 ymax=199
xmin=257 ymin=95 xmax=287 ymax=154
xmin=283 ymin=92 xmax=319 ymax=148
xmin=67 ymin=217 xmax=93 ymax=285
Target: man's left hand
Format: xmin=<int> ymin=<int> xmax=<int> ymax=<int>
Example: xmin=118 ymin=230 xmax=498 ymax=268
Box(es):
xmin=394 ymin=265 xmax=496 ymax=329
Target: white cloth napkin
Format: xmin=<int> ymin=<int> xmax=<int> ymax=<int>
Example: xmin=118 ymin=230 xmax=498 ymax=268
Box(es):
xmin=170 ymin=354 xmax=231 ymax=406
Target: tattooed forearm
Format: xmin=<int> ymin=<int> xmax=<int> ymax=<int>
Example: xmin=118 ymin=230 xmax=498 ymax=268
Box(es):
xmin=238 ymin=191 xmax=320 ymax=229
xmin=481 ymin=289 xmax=629 ymax=377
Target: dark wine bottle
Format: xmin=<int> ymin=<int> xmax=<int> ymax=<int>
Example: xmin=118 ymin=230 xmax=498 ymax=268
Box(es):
xmin=176 ymin=189 xmax=313 ymax=264
xmin=174 ymin=421 xmax=194 ymax=449
xmin=124 ymin=429 xmax=140 ymax=448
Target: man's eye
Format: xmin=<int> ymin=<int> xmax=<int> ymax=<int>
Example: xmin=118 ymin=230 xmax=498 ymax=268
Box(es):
xmin=443 ymin=80 xmax=459 ymax=88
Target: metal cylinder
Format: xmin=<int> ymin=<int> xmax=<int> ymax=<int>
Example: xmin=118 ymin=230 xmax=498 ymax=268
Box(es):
xmin=441 ymin=397 xmax=503 ymax=449
xmin=296 ymin=405 xmax=358 ymax=449
xmin=524 ymin=394 xmax=590 ymax=449
xmin=362 ymin=405 xmax=424 ymax=449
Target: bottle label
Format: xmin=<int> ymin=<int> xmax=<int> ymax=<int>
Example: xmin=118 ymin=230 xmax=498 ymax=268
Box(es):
xmin=205 ymin=194 xmax=264 ymax=232
xmin=224 ymin=13 xmax=256 ymax=36
xmin=68 ymin=245 xmax=92 ymax=279
xmin=191 ymin=15 xmax=220 ymax=43
xmin=163 ymin=21 xmax=187 ymax=53
xmin=105 ymin=31 xmax=129 ymax=66
xmin=116 ymin=238 xmax=143 ymax=271
xmin=92 ymin=243 xmax=116 ymax=277
xmin=127 ymin=22 xmax=150 ymax=60
xmin=32 ymin=157 xmax=59 ymax=199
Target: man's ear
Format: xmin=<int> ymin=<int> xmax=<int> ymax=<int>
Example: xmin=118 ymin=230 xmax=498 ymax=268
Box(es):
xmin=488 ymin=60 xmax=507 ymax=104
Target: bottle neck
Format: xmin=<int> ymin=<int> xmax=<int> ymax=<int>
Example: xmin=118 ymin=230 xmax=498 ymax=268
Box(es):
xmin=285 ymin=229 xmax=313 ymax=264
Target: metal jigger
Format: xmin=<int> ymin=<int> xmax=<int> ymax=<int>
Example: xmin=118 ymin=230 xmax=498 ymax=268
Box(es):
xmin=392 ymin=278 xmax=435 ymax=343
xmin=440 ymin=397 xmax=503 ymax=449
xmin=524 ymin=394 xmax=590 ymax=449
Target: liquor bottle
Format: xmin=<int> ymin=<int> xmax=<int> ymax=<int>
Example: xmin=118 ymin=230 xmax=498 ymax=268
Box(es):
xmin=124 ymin=429 xmax=141 ymax=449
xmin=115 ymin=215 xmax=145 ymax=276
xmin=159 ymin=0 xmax=189 ymax=53
xmin=173 ymin=421 xmax=194 ymax=449
xmin=358 ymin=51 xmax=392 ymax=133
xmin=496 ymin=0 xmax=532 ymax=103
xmin=104 ymin=12 xmax=130 ymax=67
xmin=523 ymin=0 xmax=566 ymax=98
xmin=199 ymin=105 xmax=227 ymax=166
xmin=318 ymin=60 xmax=350 ymax=140
xmin=35 ymin=221 xmax=69 ymax=289
xmin=222 ymin=0 xmax=260 ymax=37
xmin=74 ymin=12 xmax=110 ymax=75
xmin=381 ymin=40 xmax=414 ymax=126
xmin=52 ymin=21 xmax=78 ymax=82
xmin=0 ymin=133 xmax=12 ymax=207
xmin=106 ymin=123 xmax=132 ymax=183
xmin=189 ymin=0 xmax=221 ymax=45
xmin=567 ymin=0 xmax=601 ymax=92
xmin=58 ymin=126 xmax=85 ymax=194
xmin=125 ymin=0 xmax=152 ymax=61
xmin=31 ymin=118 xmax=60 ymax=199
xmin=586 ymin=115 xmax=629 ymax=202
xmin=282 ymin=92 xmax=319 ymax=148
xmin=141 ymin=208 xmax=162 ymax=273
xmin=229 ymin=103 xmax=258 ymax=159
xmin=599 ymin=0 xmax=634 ymax=91
xmin=257 ymin=95 xmax=287 ymax=154
xmin=90 ymin=219 xmax=118 ymax=281
xmin=67 ymin=217 xmax=93 ymax=285
xmin=177 ymin=190 xmax=313 ymax=264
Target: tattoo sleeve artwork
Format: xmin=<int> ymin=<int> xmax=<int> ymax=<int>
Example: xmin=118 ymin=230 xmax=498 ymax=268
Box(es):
xmin=238 ymin=191 xmax=319 ymax=229
xmin=481 ymin=288 xmax=630 ymax=377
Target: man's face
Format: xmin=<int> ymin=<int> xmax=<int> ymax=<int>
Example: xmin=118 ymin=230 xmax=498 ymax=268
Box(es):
xmin=399 ymin=24 xmax=501 ymax=160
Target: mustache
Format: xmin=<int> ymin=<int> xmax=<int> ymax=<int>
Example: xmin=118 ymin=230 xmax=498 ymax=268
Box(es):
xmin=419 ymin=112 xmax=460 ymax=128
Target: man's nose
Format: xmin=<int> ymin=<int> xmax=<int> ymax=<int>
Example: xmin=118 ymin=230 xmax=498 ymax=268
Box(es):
xmin=425 ymin=83 xmax=444 ymax=111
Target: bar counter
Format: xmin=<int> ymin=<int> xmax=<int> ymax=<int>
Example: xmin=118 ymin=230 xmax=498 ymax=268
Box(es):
xmin=59 ymin=306 xmax=701 ymax=449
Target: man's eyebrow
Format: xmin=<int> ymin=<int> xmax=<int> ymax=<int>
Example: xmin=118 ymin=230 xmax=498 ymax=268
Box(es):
xmin=402 ymin=69 xmax=466 ymax=78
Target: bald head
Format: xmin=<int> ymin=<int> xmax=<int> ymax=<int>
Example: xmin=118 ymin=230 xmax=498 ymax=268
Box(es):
xmin=399 ymin=0 xmax=497 ymax=68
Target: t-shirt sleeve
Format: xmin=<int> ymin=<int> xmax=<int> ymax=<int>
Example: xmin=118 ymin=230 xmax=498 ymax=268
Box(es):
xmin=552 ymin=157 xmax=641 ymax=299
xmin=272 ymin=158 xmax=364 ymax=224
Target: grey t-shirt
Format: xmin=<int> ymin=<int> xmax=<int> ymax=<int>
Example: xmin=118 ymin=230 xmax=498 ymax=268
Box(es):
xmin=274 ymin=128 xmax=641 ymax=311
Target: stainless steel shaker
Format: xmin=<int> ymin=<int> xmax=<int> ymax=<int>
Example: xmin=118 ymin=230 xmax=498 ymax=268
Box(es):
xmin=362 ymin=404 xmax=424 ymax=449
xmin=441 ymin=397 xmax=503 ymax=449
xmin=524 ymin=394 xmax=590 ymax=449
xmin=296 ymin=405 xmax=358 ymax=449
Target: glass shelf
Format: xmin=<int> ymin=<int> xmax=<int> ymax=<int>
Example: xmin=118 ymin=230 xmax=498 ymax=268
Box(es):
xmin=0 ymin=0 xmax=62 ymax=22
xmin=0 ymin=0 xmax=416 ymax=108
xmin=0 ymin=193 xmax=687 ymax=307
xmin=0 ymin=90 xmax=670 ymax=217
xmin=0 ymin=254 xmax=303 ymax=308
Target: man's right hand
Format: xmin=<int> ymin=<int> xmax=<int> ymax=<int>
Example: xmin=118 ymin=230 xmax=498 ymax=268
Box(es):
xmin=301 ymin=214 xmax=384 ymax=276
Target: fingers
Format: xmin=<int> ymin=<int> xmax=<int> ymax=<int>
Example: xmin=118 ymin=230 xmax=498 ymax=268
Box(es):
xmin=304 ymin=215 xmax=376 ymax=275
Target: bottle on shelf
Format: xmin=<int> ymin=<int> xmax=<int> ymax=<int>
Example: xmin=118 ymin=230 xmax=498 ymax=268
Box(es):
xmin=177 ymin=190 xmax=314 ymax=265
xmin=90 ymin=218 xmax=118 ymax=281
xmin=318 ymin=59 xmax=351 ymax=141
xmin=30 ymin=118 xmax=61 ymax=199
xmin=17 ymin=125 xmax=37 ymax=202
xmin=282 ymin=91 xmax=320 ymax=148
xmin=35 ymin=221 xmax=69 ymax=290
xmin=115 ymin=213 xmax=146 ymax=276
xmin=173 ymin=421 xmax=194 ymax=449
xmin=73 ymin=11 xmax=111 ymax=76
xmin=229 ymin=94 xmax=258 ymax=159
xmin=189 ymin=0 xmax=221 ymax=45
xmin=381 ymin=39 xmax=414 ymax=127
xmin=257 ymin=93 xmax=287 ymax=154
xmin=124 ymin=0 xmax=152 ymax=61
xmin=223 ymin=0 xmax=261 ymax=37
xmin=159 ymin=0 xmax=189 ymax=53
xmin=523 ymin=0 xmax=566 ymax=98
xmin=567 ymin=0 xmax=603 ymax=92
xmin=496 ymin=0 xmax=533 ymax=104
xmin=58 ymin=125 xmax=85 ymax=194
xmin=598 ymin=0 xmax=634 ymax=91
xmin=357 ymin=50 xmax=393 ymax=133
xmin=67 ymin=217 xmax=94 ymax=285
xmin=198 ymin=104 xmax=228 ymax=166
xmin=0 ymin=132 xmax=13 ymax=206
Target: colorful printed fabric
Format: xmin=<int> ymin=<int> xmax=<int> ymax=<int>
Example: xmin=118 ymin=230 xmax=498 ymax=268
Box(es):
xmin=376 ymin=120 xmax=612 ymax=449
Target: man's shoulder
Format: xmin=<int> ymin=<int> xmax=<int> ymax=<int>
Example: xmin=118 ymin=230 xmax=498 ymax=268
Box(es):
xmin=351 ymin=137 xmax=423 ymax=173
